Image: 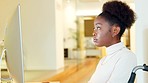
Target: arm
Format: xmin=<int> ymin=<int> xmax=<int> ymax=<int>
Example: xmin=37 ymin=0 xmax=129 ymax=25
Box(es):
xmin=107 ymin=53 xmax=137 ymax=83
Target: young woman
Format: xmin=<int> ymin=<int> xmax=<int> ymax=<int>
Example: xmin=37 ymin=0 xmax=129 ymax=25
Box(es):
xmin=89 ymin=1 xmax=137 ymax=83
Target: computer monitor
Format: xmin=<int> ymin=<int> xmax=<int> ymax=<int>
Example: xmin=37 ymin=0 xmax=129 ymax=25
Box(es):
xmin=4 ymin=4 xmax=24 ymax=83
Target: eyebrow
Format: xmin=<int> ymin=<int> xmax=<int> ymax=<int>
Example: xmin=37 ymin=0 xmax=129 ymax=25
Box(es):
xmin=95 ymin=23 xmax=102 ymax=26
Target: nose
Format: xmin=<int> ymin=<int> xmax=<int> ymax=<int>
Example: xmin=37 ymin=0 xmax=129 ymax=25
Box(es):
xmin=93 ymin=30 xmax=97 ymax=36
xmin=93 ymin=32 xmax=95 ymax=36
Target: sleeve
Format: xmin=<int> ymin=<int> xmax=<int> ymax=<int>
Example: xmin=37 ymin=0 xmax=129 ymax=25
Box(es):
xmin=107 ymin=52 xmax=137 ymax=83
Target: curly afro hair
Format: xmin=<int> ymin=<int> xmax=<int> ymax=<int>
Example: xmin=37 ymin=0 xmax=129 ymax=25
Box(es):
xmin=98 ymin=0 xmax=136 ymax=38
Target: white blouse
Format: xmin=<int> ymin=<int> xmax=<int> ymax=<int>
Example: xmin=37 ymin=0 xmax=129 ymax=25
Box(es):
xmin=88 ymin=42 xmax=137 ymax=83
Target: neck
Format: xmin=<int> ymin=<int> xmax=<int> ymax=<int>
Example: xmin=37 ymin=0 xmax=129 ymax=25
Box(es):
xmin=106 ymin=39 xmax=121 ymax=47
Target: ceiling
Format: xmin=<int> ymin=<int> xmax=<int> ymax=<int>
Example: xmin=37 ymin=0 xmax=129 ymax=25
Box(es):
xmin=78 ymin=0 xmax=134 ymax=3
xmin=79 ymin=0 xmax=100 ymax=2
xmin=75 ymin=0 xmax=135 ymax=16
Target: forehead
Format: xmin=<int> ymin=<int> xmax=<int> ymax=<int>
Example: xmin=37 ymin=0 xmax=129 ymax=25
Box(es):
xmin=94 ymin=16 xmax=110 ymax=26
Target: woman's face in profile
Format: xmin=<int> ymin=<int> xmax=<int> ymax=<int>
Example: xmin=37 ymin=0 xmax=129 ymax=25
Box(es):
xmin=93 ymin=16 xmax=113 ymax=47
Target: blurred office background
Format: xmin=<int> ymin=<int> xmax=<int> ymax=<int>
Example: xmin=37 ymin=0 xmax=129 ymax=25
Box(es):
xmin=0 ymin=0 xmax=148 ymax=83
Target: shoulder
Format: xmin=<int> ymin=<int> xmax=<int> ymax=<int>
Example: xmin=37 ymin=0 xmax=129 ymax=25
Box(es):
xmin=117 ymin=47 xmax=137 ymax=65
xmin=121 ymin=47 xmax=136 ymax=59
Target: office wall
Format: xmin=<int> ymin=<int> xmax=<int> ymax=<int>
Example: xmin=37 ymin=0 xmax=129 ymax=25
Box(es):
xmin=63 ymin=0 xmax=77 ymax=48
xmin=21 ymin=0 xmax=64 ymax=70
xmin=135 ymin=0 xmax=148 ymax=83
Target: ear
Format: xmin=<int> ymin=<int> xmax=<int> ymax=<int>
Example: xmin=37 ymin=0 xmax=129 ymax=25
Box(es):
xmin=111 ymin=25 xmax=120 ymax=37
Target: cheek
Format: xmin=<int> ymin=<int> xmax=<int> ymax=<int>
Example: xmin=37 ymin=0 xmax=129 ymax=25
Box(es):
xmin=96 ymin=33 xmax=101 ymax=39
xmin=97 ymin=31 xmax=111 ymax=43
xmin=96 ymin=32 xmax=105 ymax=39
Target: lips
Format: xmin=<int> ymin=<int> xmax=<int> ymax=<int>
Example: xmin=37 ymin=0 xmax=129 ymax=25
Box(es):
xmin=93 ymin=38 xmax=98 ymax=43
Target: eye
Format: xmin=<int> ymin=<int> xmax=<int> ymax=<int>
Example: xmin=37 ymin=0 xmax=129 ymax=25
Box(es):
xmin=94 ymin=26 xmax=101 ymax=30
xmin=97 ymin=26 xmax=101 ymax=30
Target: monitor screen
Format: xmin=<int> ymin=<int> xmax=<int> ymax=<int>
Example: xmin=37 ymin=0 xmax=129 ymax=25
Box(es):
xmin=4 ymin=4 xmax=24 ymax=83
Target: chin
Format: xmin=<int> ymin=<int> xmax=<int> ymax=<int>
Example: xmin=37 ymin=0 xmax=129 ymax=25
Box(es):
xmin=96 ymin=45 xmax=102 ymax=47
xmin=95 ymin=42 xmax=105 ymax=47
xmin=94 ymin=43 xmax=102 ymax=47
